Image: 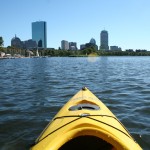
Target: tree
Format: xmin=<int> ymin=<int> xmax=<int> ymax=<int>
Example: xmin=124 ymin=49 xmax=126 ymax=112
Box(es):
xmin=0 ymin=36 xmax=4 ymax=47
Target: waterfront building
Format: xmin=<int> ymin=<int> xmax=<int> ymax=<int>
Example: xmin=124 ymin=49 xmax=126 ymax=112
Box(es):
xmin=11 ymin=35 xmax=23 ymax=49
xmin=61 ymin=40 xmax=69 ymax=50
xmin=126 ymin=49 xmax=134 ymax=52
xmin=100 ymin=30 xmax=109 ymax=51
xmin=11 ymin=35 xmax=37 ymax=49
xmin=89 ymin=38 xmax=98 ymax=50
xmin=80 ymin=44 xmax=85 ymax=50
xmin=69 ymin=42 xmax=77 ymax=50
xmin=110 ymin=46 xmax=122 ymax=51
xmin=32 ymin=21 xmax=47 ymax=48
xmin=136 ymin=49 xmax=147 ymax=52
xmin=89 ymin=38 xmax=96 ymax=45
xmin=23 ymin=39 xmax=37 ymax=49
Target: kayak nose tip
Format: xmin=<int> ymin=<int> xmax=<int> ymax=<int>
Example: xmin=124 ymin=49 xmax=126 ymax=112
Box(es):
xmin=82 ymin=87 xmax=88 ymax=91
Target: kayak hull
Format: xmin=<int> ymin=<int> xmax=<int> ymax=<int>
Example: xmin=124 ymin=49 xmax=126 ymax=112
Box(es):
xmin=31 ymin=87 xmax=142 ymax=150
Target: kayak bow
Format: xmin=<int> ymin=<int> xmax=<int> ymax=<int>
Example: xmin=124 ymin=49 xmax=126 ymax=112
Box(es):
xmin=31 ymin=87 xmax=142 ymax=150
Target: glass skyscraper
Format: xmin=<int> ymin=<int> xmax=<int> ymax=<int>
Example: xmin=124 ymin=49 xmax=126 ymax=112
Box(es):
xmin=32 ymin=21 xmax=47 ymax=48
xmin=100 ymin=30 xmax=109 ymax=50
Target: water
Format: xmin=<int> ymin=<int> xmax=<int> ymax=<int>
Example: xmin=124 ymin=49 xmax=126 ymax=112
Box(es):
xmin=0 ymin=56 xmax=150 ymax=150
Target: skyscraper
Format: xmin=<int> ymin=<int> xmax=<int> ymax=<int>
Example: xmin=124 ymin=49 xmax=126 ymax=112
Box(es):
xmin=100 ymin=30 xmax=109 ymax=50
xmin=32 ymin=21 xmax=47 ymax=48
xmin=61 ymin=40 xmax=69 ymax=50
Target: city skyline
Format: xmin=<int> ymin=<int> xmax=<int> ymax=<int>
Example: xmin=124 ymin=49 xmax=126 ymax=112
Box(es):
xmin=3 ymin=24 xmax=148 ymax=51
xmin=1 ymin=0 xmax=150 ymax=50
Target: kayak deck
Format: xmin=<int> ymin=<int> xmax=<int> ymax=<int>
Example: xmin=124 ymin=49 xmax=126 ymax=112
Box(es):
xmin=31 ymin=87 xmax=142 ymax=150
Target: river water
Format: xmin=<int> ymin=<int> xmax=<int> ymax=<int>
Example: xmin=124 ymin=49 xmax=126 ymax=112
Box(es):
xmin=0 ymin=56 xmax=150 ymax=150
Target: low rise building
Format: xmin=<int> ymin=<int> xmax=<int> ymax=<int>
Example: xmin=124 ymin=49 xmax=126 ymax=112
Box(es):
xmin=11 ymin=35 xmax=37 ymax=49
xmin=110 ymin=46 xmax=122 ymax=51
xmin=126 ymin=49 xmax=134 ymax=52
xmin=69 ymin=42 xmax=77 ymax=50
xmin=23 ymin=39 xmax=37 ymax=49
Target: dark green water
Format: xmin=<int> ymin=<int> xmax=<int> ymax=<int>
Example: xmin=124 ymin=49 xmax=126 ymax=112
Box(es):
xmin=0 ymin=56 xmax=150 ymax=150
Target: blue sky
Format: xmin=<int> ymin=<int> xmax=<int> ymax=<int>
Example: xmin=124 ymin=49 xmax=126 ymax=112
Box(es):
xmin=1 ymin=0 xmax=150 ymax=50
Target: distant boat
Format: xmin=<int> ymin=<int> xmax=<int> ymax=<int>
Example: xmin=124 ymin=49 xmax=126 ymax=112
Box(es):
xmin=0 ymin=52 xmax=5 ymax=57
xmin=27 ymin=50 xmax=33 ymax=57
xmin=36 ymin=48 xmax=39 ymax=57
xmin=32 ymin=48 xmax=40 ymax=58
xmin=42 ymin=56 xmax=48 ymax=58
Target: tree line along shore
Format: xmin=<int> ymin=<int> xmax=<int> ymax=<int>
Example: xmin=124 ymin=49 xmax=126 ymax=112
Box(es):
xmin=1 ymin=46 xmax=150 ymax=57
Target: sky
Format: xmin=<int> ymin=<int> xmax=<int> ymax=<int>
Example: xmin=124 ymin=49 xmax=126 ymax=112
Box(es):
xmin=1 ymin=0 xmax=150 ymax=50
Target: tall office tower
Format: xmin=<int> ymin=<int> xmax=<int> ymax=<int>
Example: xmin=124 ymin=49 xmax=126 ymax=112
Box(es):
xmin=61 ymin=40 xmax=69 ymax=50
xmin=32 ymin=21 xmax=47 ymax=48
xmin=100 ymin=30 xmax=109 ymax=50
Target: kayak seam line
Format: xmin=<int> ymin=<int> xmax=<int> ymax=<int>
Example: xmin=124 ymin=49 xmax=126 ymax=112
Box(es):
xmin=54 ymin=115 xmax=134 ymax=140
xmin=54 ymin=115 xmax=135 ymax=142
xmin=32 ymin=117 xmax=81 ymax=147
xmin=31 ymin=115 xmax=135 ymax=148
xmin=86 ymin=116 xmax=132 ymax=140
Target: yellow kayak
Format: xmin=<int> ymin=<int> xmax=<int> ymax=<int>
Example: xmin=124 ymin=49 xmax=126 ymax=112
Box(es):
xmin=31 ymin=87 xmax=142 ymax=150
